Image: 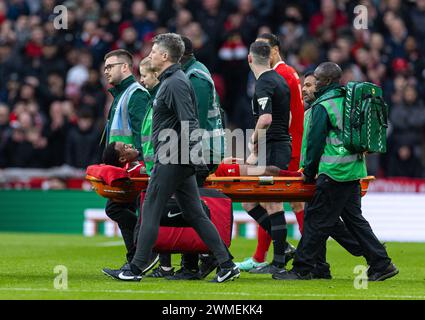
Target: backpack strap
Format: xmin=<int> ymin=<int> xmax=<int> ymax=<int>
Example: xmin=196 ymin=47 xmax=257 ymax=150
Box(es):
xmin=311 ymin=90 xmax=345 ymax=109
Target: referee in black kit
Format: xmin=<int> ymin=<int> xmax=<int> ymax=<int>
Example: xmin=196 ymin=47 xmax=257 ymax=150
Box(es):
xmin=105 ymin=33 xmax=240 ymax=283
xmin=241 ymin=41 xmax=293 ymax=274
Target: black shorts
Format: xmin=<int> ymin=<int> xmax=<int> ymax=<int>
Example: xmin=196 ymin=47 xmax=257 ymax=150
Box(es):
xmin=265 ymin=141 xmax=292 ymax=170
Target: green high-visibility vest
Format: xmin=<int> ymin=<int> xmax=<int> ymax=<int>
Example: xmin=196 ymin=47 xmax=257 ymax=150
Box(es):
xmin=140 ymin=84 xmax=160 ymax=175
xmin=316 ymin=93 xmax=367 ymax=181
xmin=141 ymin=106 xmax=154 ymax=175
xmin=299 ymin=107 xmax=312 ymax=169
xmin=108 ymin=82 xmax=149 ymax=146
xmin=185 ymin=61 xmax=225 ymax=165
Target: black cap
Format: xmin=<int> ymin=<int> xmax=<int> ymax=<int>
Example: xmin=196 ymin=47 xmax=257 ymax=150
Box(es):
xmin=181 ymin=35 xmax=193 ymax=56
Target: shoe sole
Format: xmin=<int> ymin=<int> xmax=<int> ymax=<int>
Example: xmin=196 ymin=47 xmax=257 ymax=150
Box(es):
xmin=166 ymin=276 xmax=200 ymax=281
xmin=227 ymin=273 xmax=240 ymax=282
xmin=272 ymin=274 xmax=312 ymax=280
xmin=238 ymin=264 xmax=268 ymax=272
xmin=249 ymin=267 xmax=276 ymax=274
xmin=146 ymin=272 xmax=175 ymax=278
xmin=212 ymin=272 xmax=240 ymax=283
xmin=102 ymin=269 xmax=115 ymax=278
xmin=370 ymin=269 xmax=399 ymax=281
xmin=101 ymin=269 xmax=142 ymax=282
xmin=272 ymin=275 xmax=295 ymax=280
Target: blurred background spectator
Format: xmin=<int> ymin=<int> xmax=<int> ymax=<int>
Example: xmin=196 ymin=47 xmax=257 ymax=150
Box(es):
xmin=65 ymin=108 xmax=101 ymax=169
xmin=0 ymin=0 xmax=424 ymax=178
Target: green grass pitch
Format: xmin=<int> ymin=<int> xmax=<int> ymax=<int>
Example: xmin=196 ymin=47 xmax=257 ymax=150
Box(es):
xmin=0 ymin=233 xmax=424 ymax=300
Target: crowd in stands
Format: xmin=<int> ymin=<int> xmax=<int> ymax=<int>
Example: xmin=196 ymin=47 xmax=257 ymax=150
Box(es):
xmin=0 ymin=0 xmax=424 ymax=178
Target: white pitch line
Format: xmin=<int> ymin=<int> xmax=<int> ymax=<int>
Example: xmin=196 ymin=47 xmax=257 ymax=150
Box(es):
xmin=0 ymin=288 xmax=424 ymax=299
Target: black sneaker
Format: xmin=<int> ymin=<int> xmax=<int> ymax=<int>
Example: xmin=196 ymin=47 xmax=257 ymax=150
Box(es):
xmin=368 ymin=263 xmax=399 ymax=281
xmin=249 ymin=264 xmax=285 ymax=274
xmin=199 ymin=254 xmax=219 ymax=279
xmin=166 ymin=268 xmax=200 ymax=280
xmin=147 ymin=266 xmax=175 ymax=278
xmin=311 ymin=264 xmax=332 ymax=279
xmin=210 ymin=265 xmax=240 ymax=283
xmin=272 ymin=269 xmax=313 ymax=280
xmin=120 ymin=262 xmax=130 ymax=271
xmin=102 ymin=252 xmax=159 ymax=277
xmin=102 ymin=268 xmax=142 ymax=282
xmin=102 ymin=261 xmax=130 ymax=275
xmin=120 ymin=262 xmax=131 ymax=271
xmin=102 ymin=262 xmax=129 ymax=277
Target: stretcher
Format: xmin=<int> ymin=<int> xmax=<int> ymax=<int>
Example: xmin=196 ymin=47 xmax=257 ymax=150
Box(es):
xmin=86 ymin=175 xmax=149 ymax=203
xmin=205 ymin=175 xmax=374 ymax=202
xmin=86 ymin=175 xmax=375 ymax=203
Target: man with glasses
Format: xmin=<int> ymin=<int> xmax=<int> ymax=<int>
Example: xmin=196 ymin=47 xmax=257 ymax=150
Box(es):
xmin=104 ymin=33 xmax=240 ymax=283
xmin=101 ymin=49 xmax=159 ymax=276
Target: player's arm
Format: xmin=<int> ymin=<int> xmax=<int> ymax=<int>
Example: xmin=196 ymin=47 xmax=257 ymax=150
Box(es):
xmin=190 ymin=76 xmax=210 ymax=129
xmin=253 ymin=113 xmax=272 ymax=137
xmin=303 ymin=104 xmax=329 ymax=182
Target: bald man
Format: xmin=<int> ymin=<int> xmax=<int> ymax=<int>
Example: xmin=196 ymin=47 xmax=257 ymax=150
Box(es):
xmin=273 ymin=62 xmax=398 ymax=282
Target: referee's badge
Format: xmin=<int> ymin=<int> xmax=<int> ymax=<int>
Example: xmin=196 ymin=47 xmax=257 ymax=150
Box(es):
xmin=257 ymin=97 xmax=269 ymax=110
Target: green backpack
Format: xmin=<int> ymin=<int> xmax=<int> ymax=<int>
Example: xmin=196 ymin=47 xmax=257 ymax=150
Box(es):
xmin=342 ymin=82 xmax=389 ymax=154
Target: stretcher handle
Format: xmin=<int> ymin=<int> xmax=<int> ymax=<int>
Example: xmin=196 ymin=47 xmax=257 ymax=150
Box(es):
xmin=87 ymin=174 xmax=375 ymax=184
xmin=205 ymin=175 xmax=375 ymax=183
xmin=205 ymin=175 xmax=304 ymax=183
xmin=86 ymin=175 xmax=150 ymax=183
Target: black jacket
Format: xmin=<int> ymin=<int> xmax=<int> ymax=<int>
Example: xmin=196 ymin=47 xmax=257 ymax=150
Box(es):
xmin=152 ymin=63 xmax=203 ymax=166
xmin=65 ymin=125 xmax=101 ymax=168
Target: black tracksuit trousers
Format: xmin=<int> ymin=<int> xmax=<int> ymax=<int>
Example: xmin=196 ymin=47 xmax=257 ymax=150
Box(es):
xmin=131 ymin=164 xmax=231 ymax=270
xmin=293 ymin=174 xmax=391 ymax=275
xmin=312 ymin=211 xmax=368 ymax=274
xmin=105 ymin=199 xmax=138 ymax=262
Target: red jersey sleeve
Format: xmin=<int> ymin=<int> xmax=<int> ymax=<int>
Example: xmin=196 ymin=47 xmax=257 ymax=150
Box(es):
xmin=215 ymin=164 xmax=241 ymax=177
xmin=274 ymin=62 xmax=304 ymax=159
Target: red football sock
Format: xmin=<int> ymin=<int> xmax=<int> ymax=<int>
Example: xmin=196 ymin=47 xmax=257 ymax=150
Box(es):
xmin=295 ymin=209 xmax=304 ymax=234
xmin=253 ymin=226 xmax=272 ymax=263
